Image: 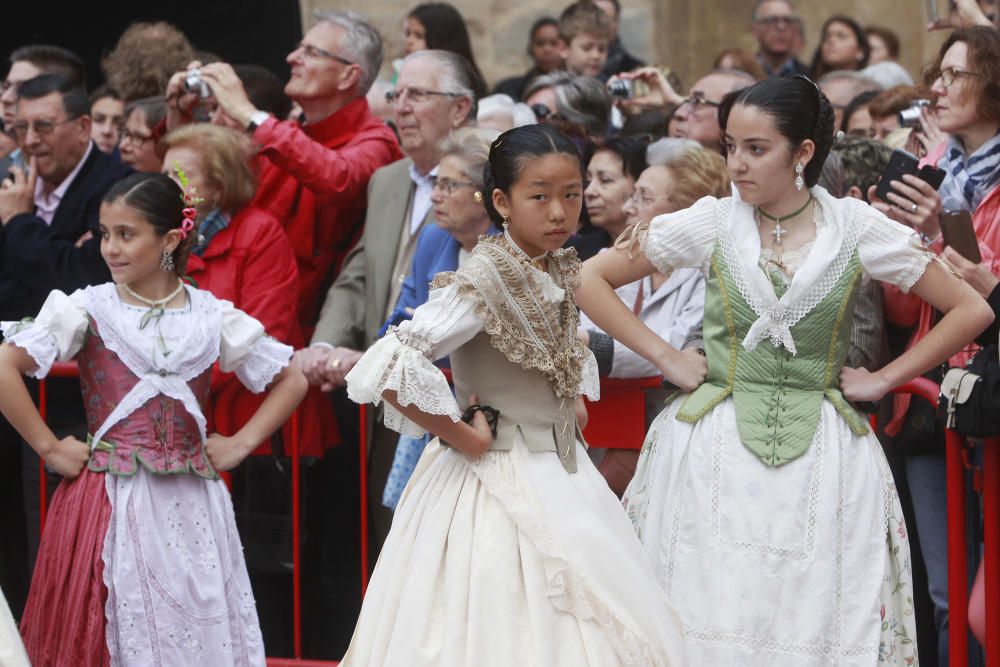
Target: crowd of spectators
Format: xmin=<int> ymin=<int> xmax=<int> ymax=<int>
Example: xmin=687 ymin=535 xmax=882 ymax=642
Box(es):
xmin=0 ymin=0 xmax=998 ymax=660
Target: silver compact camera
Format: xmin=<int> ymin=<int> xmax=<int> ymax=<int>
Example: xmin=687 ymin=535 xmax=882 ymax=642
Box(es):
xmin=898 ymin=99 xmax=931 ymax=128
xmin=184 ymin=70 xmax=212 ymax=99
xmin=606 ymin=78 xmax=634 ymax=99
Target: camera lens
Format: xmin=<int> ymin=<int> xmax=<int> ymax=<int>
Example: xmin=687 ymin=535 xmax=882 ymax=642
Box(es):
xmin=607 ymin=79 xmax=632 ymax=99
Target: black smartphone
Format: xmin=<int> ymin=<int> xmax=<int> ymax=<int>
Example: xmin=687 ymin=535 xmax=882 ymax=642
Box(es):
xmin=940 ymin=209 xmax=981 ymax=263
xmin=875 ymin=148 xmax=946 ymax=203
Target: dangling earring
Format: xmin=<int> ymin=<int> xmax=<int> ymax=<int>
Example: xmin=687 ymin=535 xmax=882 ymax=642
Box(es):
xmin=794 ymin=163 xmax=805 ymax=191
xmin=160 ymin=250 xmax=175 ymax=273
xmin=502 ymin=215 xmax=510 ymax=230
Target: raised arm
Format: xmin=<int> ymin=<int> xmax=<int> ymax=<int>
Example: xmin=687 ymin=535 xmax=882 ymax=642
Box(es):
xmin=578 ymin=246 xmax=707 ymax=391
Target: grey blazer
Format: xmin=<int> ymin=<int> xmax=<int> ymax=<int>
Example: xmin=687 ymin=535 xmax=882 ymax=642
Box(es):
xmin=311 ymin=157 xmax=433 ymax=349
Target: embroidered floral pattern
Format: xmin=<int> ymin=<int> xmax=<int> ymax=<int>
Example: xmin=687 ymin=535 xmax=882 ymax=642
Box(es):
xmin=432 ymin=234 xmax=587 ymax=399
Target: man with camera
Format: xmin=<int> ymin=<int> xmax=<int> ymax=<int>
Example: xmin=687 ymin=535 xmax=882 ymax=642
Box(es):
xmin=167 ymin=9 xmax=401 ymax=335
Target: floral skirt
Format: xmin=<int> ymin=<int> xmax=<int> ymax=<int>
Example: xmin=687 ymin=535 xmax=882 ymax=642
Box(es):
xmin=20 ymin=468 xmax=265 ymax=666
xmin=342 ymin=438 xmax=687 ymax=666
xmin=625 ymin=398 xmax=919 ymax=666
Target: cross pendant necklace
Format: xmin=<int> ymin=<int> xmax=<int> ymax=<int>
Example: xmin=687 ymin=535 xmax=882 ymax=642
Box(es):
xmin=756 ymin=195 xmax=814 ymax=248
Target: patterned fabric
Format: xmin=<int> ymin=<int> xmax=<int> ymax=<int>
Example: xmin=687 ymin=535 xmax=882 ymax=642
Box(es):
xmin=431 ymin=233 xmax=587 ymax=399
xmin=939 ymin=131 xmax=1000 ymax=212
xmin=192 ymin=208 xmax=232 ymax=256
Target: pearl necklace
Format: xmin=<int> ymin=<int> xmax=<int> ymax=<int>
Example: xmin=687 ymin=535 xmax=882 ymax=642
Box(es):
xmin=122 ymin=280 xmax=185 ymax=308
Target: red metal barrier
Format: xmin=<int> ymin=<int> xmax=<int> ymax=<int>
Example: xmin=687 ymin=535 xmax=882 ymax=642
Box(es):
xmin=35 ymin=365 xmax=995 ymax=666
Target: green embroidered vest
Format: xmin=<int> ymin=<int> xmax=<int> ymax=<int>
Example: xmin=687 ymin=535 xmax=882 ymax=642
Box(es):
xmin=676 ymin=243 xmax=870 ymax=466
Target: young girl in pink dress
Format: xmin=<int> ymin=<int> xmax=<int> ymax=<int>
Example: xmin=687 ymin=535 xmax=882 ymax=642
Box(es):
xmin=0 ymin=172 xmax=307 ymax=666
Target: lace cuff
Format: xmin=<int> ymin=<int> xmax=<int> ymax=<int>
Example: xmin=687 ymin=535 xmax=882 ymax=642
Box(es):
xmin=345 ymin=330 xmax=460 ymax=437
xmin=579 ymin=349 xmax=601 ymax=401
xmin=235 ymin=335 xmax=294 ymax=394
xmin=1 ymin=320 xmax=59 ymax=379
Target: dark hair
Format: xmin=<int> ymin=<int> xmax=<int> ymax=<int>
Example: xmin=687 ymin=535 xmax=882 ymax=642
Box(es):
xmin=586 ymin=134 xmax=650 ymax=181
xmin=839 ymin=89 xmax=878 ymax=133
xmin=718 ymin=75 xmax=836 ymax=188
xmin=620 ymin=109 xmax=669 ymax=139
xmin=233 ymin=64 xmax=292 ymax=120
xmin=810 ymin=15 xmax=870 ymax=80
xmin=925 ymin=26 xmax=1000 ymax=124
xmin=867 ymin=85 xmax=924 ymax=120
xmin=17 ymin=74 xmax=89 ymax=119
xmin=103 ymin=172 xmax=198 ymax=274
xmin=834 ymin=137 xmax=892 ymax=201
xmin=866 ymin=26 xmax=900 ymax=60
xmin=481 ymin=124 xmax=583 ymax=224
xmin=9 ymin=45 xmax=86 ymax=88
xmin=408 ymin=3 xmax=485 ymax=89
xmin=124 ymin=96 xmax=167 ymax=131
xmin=89 ymin=84 xmax=121 ymax=107
xmin=530 ymin=16 xmax=559 ymax=41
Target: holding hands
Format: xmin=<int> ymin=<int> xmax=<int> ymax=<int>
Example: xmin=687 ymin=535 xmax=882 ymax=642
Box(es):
xmin=291 ymin=345 xmax=363 ymax=391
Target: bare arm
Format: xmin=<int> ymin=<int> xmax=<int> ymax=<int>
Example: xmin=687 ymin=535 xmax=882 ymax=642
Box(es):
xmin=578 ymin=247 xmax=708 ymax=391
xmin=0 ymin=344 xmax=89 ymax=478
xmin=206 ymin=364 xmax=309 ymax=470
xmin=840 ymin=260 xmax=994 ymax=401
xmin=382 ymin=389 xmax=493 ymax=458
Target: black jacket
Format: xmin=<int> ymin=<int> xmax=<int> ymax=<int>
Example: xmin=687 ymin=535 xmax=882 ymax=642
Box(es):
xmin=0 ymin=143 xmax=131 ymax=321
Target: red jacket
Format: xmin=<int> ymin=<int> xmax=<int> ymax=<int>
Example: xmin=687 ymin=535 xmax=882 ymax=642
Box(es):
xmin=251 ymin=97 xmax=402 ymax=335
xmin=186 ymin=205 xmax=339 ymax=457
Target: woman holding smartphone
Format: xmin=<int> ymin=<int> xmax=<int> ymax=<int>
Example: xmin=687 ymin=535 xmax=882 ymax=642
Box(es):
xmin=875 ymin=25 xmax=1000 ymax=666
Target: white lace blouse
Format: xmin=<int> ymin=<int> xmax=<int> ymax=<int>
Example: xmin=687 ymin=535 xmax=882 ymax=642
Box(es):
xmin=1 ymin=283 xmax=293 ymax=447
xmin=641 ymin=186 xmax=933 ymax=355
xmin=346 ymin=274 xmax=601 ymax=438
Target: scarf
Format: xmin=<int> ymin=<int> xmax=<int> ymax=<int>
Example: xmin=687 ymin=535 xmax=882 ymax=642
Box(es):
xmin=939 ymin=130 xmax=1000 ymax=212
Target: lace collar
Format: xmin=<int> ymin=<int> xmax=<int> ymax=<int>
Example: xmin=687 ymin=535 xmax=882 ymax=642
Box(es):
xmin=432 ymin=233 xmax=587 ymax=398
xmin=722 ymin=184 xmax=862 ymax=355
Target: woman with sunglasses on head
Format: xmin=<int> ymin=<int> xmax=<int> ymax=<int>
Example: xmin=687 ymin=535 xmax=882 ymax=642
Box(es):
xmin=578 ymin=74 xmax=993 ymax=665
xmin=872 ymin=26 xmax=1000 ymax=665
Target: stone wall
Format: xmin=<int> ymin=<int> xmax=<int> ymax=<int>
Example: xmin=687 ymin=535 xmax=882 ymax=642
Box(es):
xmin=301 ymin=0 xmax=949 ymax=92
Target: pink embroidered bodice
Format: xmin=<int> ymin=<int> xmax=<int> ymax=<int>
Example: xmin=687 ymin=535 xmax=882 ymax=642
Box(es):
xmin=79 ymin=320 xmax=217 ymax=479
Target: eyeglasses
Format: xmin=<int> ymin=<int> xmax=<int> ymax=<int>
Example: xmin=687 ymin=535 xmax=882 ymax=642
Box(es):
xmin=431 ymin=176 xmax=477 ymax=195
xmin=10 ymin=115 xmax=81 ymax=139
xmin=755 ymin=15 xmax=800 ymax=28
xmin=936 ymin=66 xmax=981 ymax=88
xmin=385 ymin=87 xmax=461 ymax=105
xmin=297 ymin=41 xmax=354 ymax=65
xmin=680 ymin=93 xmax=720 ymax=110
xmin=119 ymin=127 xmax=154 ymax=145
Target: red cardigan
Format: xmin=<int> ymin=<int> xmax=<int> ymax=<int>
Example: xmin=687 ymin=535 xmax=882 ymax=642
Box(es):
xmin=250 ymin=97 xmax=402 ymax=335
xmin=187 ymin=205 xmax=339 ymax=457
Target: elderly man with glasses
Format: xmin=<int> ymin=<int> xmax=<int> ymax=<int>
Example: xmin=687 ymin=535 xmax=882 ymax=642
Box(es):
xmin=670 ymin=69 xmax=755 ymax=151
xmin=167 ymin=9 xmax=401 ymax=337
xmin=295 ymin=48 xmax=480 ymax=555
xmin=750 ymin=0 xmax=810 ymax=77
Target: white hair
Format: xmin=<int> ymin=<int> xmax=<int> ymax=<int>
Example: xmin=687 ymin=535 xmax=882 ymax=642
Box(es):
xmin=645 ymin=137 xmax=702 ymax=167
xmin=859 ymin=61 xmax=914 ymax=89
xmin=402 ymin=50 xmax=480 ymax=118
xmin=313 ymin=9 xmax=383 ymax=94
xmin=477 ymin=94 xmax=537 ymax=129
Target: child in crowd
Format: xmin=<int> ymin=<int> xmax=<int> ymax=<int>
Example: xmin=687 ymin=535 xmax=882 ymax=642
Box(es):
xmin=340 ymin=124 xmax=685 ymax=665
xmin=0 ymin=172 xmax=306 ymax=666
xmin=558 ymin=0 xmax=613 ymax=78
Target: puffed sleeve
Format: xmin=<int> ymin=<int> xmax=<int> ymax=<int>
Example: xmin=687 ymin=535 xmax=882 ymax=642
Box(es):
xmin=218 ymin=302 xmax=294 ymax=393
xmin=1 ymin=290 xmax=88 ymax=378
xmin=856 ymin=205 xmax=933 ymax=292
xmin=345 ymin=282 xmax=483 ymax=436
xmin=641 ymin=196 xmax=720 ymax=274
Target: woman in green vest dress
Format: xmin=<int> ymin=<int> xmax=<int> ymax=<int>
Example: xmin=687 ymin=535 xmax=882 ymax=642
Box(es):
xmin=578 ymin=75 xmax=994 ymax=665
